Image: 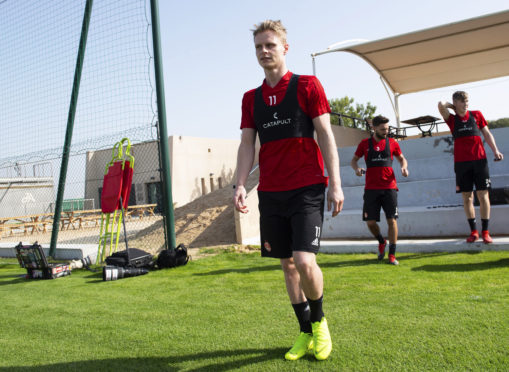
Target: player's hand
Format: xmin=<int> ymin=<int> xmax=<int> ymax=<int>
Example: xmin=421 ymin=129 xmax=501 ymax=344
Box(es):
xmin=494 ymin=152 xmax=503 ymax=161
xmin=355 ymin=168 xmax=366 ymax=177
xmin=233 ymin=185 xmax=249 ymax=213
xmin=327 ymin=184 xmax=344 ymax=217
xmin=401 ymin=167 xmax=409 ymax=177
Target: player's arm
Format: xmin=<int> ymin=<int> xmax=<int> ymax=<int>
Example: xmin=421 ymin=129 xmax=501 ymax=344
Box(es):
xmin=395 ymin=153 xmax=409 ymax=177
xmin=350 ymin=155 xmax=365 ymax=176
xmin=233 ymin=128 xmax=256 ymax=213
xmin=314 ymin=113 xmax=344 ymax=216
xmin=480 ymin=126 xmax=504 ymax=161
xmin=437 ymin=101 xmax=454 ymax=121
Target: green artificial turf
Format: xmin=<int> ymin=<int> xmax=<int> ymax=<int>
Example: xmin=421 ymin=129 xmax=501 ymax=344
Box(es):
xmin=0 ymin=250 xmax=508 ymax=371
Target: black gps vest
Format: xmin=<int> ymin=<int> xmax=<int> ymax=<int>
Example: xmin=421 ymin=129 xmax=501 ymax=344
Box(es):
xmin=253 ymin=74 xmax=314 ymax=145
xmin=452 ymin=111 xmax=481 ymax=139
xmin=366 ymin=136 xmax=392 ymax=168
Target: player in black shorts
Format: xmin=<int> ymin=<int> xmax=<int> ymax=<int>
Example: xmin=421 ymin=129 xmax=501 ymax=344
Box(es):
xmin=233 ymin=20 xmax=344 ymax=361
xmin=438 ymin=91 xmax=504 ymax=243
xmin=351 ymin=115 xmax=408 ymax=265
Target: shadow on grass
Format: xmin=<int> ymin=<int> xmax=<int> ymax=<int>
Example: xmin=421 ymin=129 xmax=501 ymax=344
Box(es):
xmin=0 ymin=347 xmax=290 ymax=372
xmin=412 ymin=258 xmax=509 ymax=272
xmin=0 ymin=274 xmax=26 ymax=286
xmin=193 ymin=252 xmax=474 ymax=276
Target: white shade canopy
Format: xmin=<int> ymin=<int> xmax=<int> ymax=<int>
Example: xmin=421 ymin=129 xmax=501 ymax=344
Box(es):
xmin=312 ymin=10 xmax=509 ymax=95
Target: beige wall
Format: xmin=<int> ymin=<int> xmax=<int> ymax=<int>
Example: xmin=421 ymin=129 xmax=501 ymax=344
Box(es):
xmin=85 ymin=136 xmax=240 ymax=209
xmin=169 ymin=136 xmax=240 ymax=207
xmin=329 ymin=125 xmax=370 ymax=148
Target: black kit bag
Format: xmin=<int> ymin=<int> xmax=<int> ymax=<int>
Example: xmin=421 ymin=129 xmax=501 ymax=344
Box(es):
xmin=105 ymin=248 xmax=154 ymax=269
xmin=157 ymin=244 xmax=190 ymax=269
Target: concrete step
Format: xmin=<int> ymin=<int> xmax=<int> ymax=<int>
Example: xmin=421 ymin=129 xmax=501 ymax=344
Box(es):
xmin=340 ymin=154 xmax=454 ymax=187
xmin=339 ymin=174 xmax=509 ymax=210
xmin=320 ymin=236 xmax=509 ymax=254
xmin=322 ymin=204 xmax=509 ymax=238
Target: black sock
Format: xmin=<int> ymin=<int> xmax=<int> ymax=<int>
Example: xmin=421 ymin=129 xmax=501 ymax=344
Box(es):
xmin=308 ymin=295 xmax=324 ymax=323
xmin=467 ymin=218 xmax=477 ymax=231
xmin=481 ymin=219 xmax=489 ymax=232
xmin=389 ymin=243 xmax=396 ymax=256
xmin=292 ymin=302 xmax=312 ymax=334
xmin=376 ymin=234 xmax=385 ymax=244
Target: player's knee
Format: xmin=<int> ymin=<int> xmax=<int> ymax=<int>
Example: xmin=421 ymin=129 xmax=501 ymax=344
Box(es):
xmin=280 ymin=257 xmax=296 ymax=274
xmin=366 ymin=220 xmax=377 ymax=228
xmin=293 ymin=254 xmax=316 ymax=276
xmin=386 ymin=218 xmax=397 ymax=226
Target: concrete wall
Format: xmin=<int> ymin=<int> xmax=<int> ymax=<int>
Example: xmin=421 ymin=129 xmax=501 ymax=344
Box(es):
xmin=85 ymin=136 xmax=240 ymax=209
xmin=330 ymin=125 xmax=370 ymax=149
xmin=170 ymin=136 xmax=240 ymax=207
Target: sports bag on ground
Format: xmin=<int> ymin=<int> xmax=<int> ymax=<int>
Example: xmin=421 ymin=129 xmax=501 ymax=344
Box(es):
xmin=157 ymin=244 xmax=190 ymax=269
xmin=105 ymin=248 xmax=154 ymax=268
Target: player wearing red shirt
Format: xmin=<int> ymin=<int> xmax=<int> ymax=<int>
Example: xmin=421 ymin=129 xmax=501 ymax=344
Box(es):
xmin=351 ymin=115 xmax=408 ymax=265
xmin=233 ymin=20 xmax=344 ymax=361
xmin=438 ymin=91 xmax=504 ymax=243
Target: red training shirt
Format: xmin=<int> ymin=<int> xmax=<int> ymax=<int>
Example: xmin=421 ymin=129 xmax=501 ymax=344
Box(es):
xmin=240 ymin=71 xmax=330 ymax=191
xmin=446 ymin=110 xmax=487 ymax=162
xmin=354 ymin=137 xmax=402 ymax=190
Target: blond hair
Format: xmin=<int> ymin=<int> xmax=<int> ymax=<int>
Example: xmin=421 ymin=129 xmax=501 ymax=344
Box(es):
xmin=252 ymin=20 xmax=287 ymax=45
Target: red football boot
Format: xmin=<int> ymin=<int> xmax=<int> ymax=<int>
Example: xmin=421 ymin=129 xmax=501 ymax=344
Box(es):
xmin=388 ymin=254 xmax=399 ymax=265
xmin=378 ymin=240 xmax=386 ymax=261
xmin=466 ymin=230 xmax=479 ymax=243
xmin=482 ymin=230 xmax=493 ymax=244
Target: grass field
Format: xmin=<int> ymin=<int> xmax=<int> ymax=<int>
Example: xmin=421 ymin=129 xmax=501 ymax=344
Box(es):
xmin=0 ymin=249 xmax=508 ymax=371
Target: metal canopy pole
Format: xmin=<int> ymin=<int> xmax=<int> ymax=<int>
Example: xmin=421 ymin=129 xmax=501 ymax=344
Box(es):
xmin=394 ymin=94 xmax=401 ymax=128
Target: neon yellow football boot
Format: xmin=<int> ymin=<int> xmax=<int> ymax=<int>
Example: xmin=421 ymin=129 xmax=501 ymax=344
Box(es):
xmin=311 ymin=317 xmax=332 ymax=360
xmin=284 ymin=332 xmax=313 ymax=361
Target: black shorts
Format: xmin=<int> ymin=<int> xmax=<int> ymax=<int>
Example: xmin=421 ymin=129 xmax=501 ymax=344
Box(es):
xmin=454 ymin=159 xmax=491 ymax=193
xmin=258 ymin=183 xmax=325 ymax=259
xmin=362 ymin=189 xmax=398 ymax=222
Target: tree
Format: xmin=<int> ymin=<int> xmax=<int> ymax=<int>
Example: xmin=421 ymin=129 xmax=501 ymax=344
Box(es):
xmin=487 ymin=118 xmax=509 ymax=129
xmin=328 ymin=96 xmax=377 ymax=129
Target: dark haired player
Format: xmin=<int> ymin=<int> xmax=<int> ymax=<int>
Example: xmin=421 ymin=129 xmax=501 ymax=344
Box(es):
xmin=438 ymin=91 xmax=503 ymax=243
xmin=233 ymin=20 xmax=344 ymax=361
xmin=351 ymin=115 xmax=408 ymax=265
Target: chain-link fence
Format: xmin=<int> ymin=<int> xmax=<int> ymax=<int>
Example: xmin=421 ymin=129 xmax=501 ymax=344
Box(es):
xmin=0 ymin=0 xmax=169 ymax=256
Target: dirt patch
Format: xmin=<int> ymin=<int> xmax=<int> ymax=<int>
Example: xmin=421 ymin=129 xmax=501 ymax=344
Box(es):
xmin=131 ymin=168 xmax=260 ymax=256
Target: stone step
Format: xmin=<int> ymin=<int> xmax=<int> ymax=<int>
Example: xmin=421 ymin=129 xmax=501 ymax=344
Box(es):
xmin=320 ymin=236 xmax=509 ymax=254
xmin=339 ymin=174 xmax=509 ymax=210
xmin=322 ymin=204 xmax=509 ymax=239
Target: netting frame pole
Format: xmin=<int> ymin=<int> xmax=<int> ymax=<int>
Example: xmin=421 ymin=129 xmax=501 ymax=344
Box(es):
xmin=150 ymin=0 xmax=177 ymax=250
xmin=49 ymin=0 xmax=94 ymax=257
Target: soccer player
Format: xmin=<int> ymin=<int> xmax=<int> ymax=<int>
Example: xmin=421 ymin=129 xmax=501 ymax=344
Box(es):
xmin=351 ymin=115 xmax=408 ymax=265
xmin=438 ymin=91 xmax=504 ymax=243
xmin=233 ymin=20 xmax=344 ymax=361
